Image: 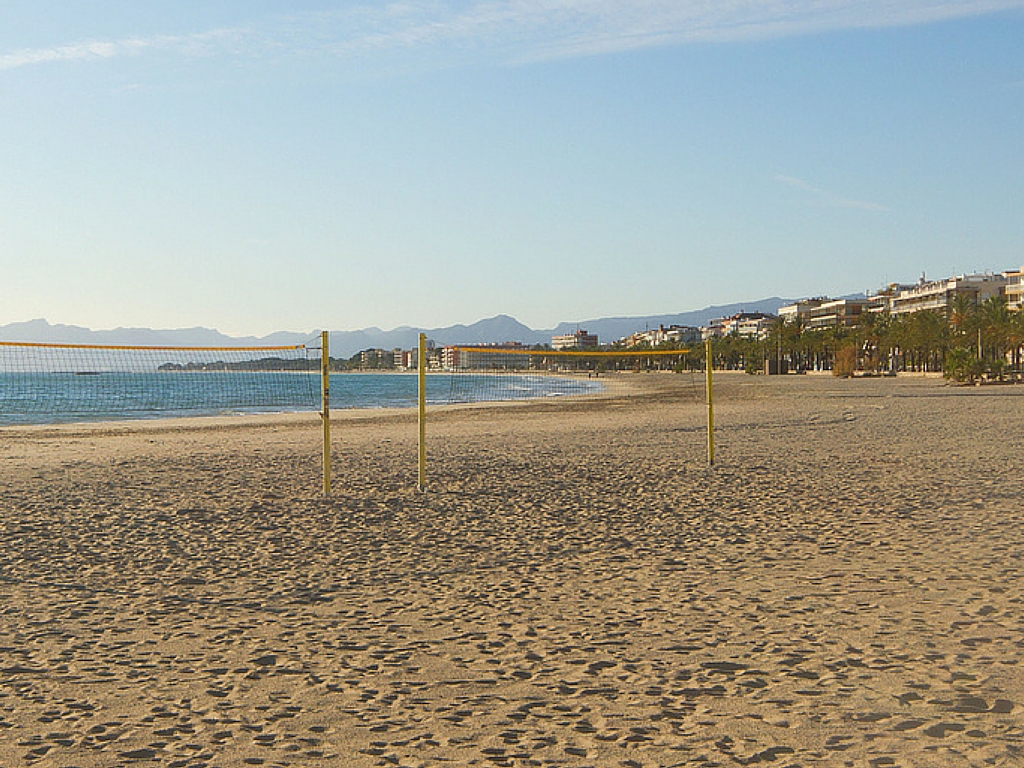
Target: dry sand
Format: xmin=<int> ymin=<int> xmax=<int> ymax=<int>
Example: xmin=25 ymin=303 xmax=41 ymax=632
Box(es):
xmin=1 ymin=372 xmax=1023 ymax=768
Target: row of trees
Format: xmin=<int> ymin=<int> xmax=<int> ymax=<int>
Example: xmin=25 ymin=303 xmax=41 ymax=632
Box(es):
xmin=336 ymin=296 xmax=1023 ymax=382
xmin=690 ymin=295 xmax=1024 ymax=383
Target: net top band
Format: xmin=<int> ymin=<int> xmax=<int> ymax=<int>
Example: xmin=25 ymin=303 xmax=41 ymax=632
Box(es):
xmin=0 ymin=341 xmax=308 ymax=352
xmin=452 ymin=347 xmax=688 ymax=357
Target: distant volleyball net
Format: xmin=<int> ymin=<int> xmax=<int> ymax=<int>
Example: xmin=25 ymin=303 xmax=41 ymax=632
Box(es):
xmin=441 ymin=346 xmax=691 ymax=404
xmin=411 ymin=343 xmax=693 ymax=490
xmin=0 ymin=341 xmax=319 ymax=426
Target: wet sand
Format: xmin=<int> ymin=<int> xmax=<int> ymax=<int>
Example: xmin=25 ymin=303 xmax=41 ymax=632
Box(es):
xmin=1 ymin=373 xmax=1023 ymax=767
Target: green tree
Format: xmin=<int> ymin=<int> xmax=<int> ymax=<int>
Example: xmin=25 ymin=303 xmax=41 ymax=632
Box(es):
xmin=947 ymin=292 xmax=977 ymax=348
xmin=979 ymin=295 xmax=1012 ymax=378
xmin=903 ymin=310 xmax=948 ymax=372
xmin=944 ymin=347 xmax=984 ymax=384
xmin=1008 ymin=307 xmax=1024 ymax=375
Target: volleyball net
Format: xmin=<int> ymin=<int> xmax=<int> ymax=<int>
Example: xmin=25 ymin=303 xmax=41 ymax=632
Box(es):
xmin=0 ymin=341 xmax=319 ymax=426
xmin=2 ymin=336 xmax=702 ymax=493
xmin=413 ymin=344 xmax=696 ymax=489
xmin=440 ymin=346 xmax=692 ymax=404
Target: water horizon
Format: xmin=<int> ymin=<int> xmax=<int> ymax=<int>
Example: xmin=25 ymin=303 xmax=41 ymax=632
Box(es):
xmin=0 ymin=371 xmax=603 ymax=427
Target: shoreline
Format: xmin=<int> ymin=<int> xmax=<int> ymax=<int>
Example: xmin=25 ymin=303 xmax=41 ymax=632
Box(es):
xmin=4 ymin=368 xmax=981 ymax=437
xmin=0 ymin=369 xmax=654 ymax=437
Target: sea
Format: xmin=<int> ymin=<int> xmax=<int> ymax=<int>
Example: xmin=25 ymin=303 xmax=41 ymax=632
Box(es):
xmin=0 ymin=372 xmax=603 ymax=427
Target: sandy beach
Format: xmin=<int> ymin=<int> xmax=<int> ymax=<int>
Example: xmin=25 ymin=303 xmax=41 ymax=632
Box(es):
xmin=2 ymin=372 xmax=1023 ymax=768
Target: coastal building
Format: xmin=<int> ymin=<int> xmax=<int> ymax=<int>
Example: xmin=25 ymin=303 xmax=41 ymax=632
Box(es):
xmin=866 ymin=283 xmax=919 ymax=314
xmin=394 ymin=348 xmax=410 ymax=369
xmin=778 ymin=298 xmax=829 ymax=324
xmin=804 ymin=298 xmax=871 ymax=330
xmin=618 ymin=324 xmax=699 ymax=348
xmin=888 ymin=273 xmax=1008 ymax=315
xmin=700 ymin=318 xmax=726 ymax=340
xmin=394 ymin=340 xmax=437 ymax=370
xmin=442 ymin=342 xmax=529 ymax=370
xmin=552 ymin=330 xmax=598 ymax=351
xmin=778 ymin=297 xmax=870 ymax=329
xmin=733 ymin=313 xmax=774 ymax=339
xmin=1004 ymin=266 xmax=1024 ymax=311
xmin=359 ymin=348 xmax=391 ymax=368
xmin=702 ymin=312 xmax=775 ymax=341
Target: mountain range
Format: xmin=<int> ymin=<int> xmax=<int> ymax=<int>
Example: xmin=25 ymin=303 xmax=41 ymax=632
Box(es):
xmin=1 ymin=297 xmax=791 ymax=359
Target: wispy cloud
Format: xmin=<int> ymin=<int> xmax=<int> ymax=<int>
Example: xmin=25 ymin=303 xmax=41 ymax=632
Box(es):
xmin=0 ymin=28 xmax=247 ymax=71
xmin=248 ymin=1 xmax=1024 ymax=63
xmin=3 ymin=1 xmax=1023 ymax=72
xmin=775 ymin=174 xmax=889 ymax=212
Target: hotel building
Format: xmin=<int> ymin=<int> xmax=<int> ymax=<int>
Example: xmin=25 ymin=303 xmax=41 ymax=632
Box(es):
xmin=804 ymin=298 xmax=871 ymax=330
xmin=1004 ymin=266 xmax=1024 ymax=311
xmin=884 ymin=273 xmax=1009 ymax=315
xmin=552 ymin=330 xmax=599 ymax=351
xmin=702 ymin=312 xmax=775 ymax=341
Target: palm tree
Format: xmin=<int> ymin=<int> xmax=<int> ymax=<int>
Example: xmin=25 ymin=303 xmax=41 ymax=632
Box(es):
xmin=784 ymin=316 xmax=806 ymax=371
xmin=1009 ymin=308 xmax=1024 ymax=378
xmin=947 ymin=292 xmax=977 ymax=350
xmin=855 ymin=311 xmax=884 ymax=373
xmin=979 ymin=295 xmax=1012 ymax=378
xmin=902 ymin=310 xmax=947 ymax=372
xmin=764 ymin=316 xmax=788 ymax=374
xmin=874 ymin=311 xmax=898 ymax=374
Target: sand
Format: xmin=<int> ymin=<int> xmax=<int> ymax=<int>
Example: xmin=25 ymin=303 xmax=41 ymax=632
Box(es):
xmin=1 ymin=372 xmax=1023 ymax=767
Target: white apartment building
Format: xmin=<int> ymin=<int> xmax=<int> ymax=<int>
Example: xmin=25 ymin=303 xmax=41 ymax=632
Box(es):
xmin=552 ymin=330 xmax=598 ymax=350
xmin=778 ymin=297 xmax=829 ymax=324
xmin=888 ymin=273 xmax=1008 ymax=315
xmin=702 ymin=312 xmax=774 ymax=340
xmin=804 ymin=298 xmax=871 ymax=330
xmin=619 ymin=324 xmax=699 ymax=347
xmin=1004 ymin=266 xmax=1024 ymax=310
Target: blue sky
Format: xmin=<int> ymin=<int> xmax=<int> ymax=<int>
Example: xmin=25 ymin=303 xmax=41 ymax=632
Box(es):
xmin=2 ymin=1 xmax=1023 ymax=336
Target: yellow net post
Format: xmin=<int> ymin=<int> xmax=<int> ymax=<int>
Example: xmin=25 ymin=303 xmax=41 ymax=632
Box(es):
xmin=321 ymin=330 xmax=331 ymax=496
xmin=417 ymin=332 xmax=427 ymax=492
xmin=705 ymin=337 xmax=715 ymax=467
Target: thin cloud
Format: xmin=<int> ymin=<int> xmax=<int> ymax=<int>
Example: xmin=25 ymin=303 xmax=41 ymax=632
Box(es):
xmin=0 ymin=28 xmax=247 ymax=71
xmin=775 ymin=174 xmax=889 ymax=212
xmin=3 ymin=1 xmax=1024 ymax=72
xmin=1 ymin=40 xmax=120 ymax=70
xmin=284 ymin=1 xmax=1024 ymax=61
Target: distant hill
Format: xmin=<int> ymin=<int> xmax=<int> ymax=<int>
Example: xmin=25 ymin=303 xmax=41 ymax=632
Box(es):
xmin=545 ymin=298 xmax=792 ymax=343
xmin=1 ymin=298 xmax=794 ymax=359
xmin=326 ymin=315 xmax=546 ymax=357
xmin=0 ymin=318 xmax=311 ymax=348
